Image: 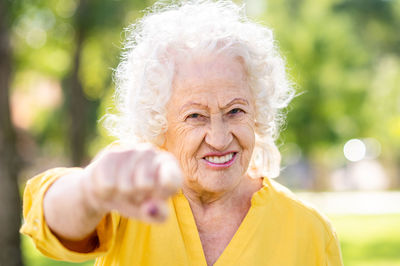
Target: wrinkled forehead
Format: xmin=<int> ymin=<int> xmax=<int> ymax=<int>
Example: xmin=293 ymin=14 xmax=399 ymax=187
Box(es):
xmin=172 ymin=52 xmax=248 ymax=87
xmin=166 ymin=53 xmax=254 ymax=112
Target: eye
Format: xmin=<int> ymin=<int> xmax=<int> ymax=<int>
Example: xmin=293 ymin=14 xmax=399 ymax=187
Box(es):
xmin=185 ymin=113 xmax=207 ymax=124
xmin=186 ymin=113 xmax=207 ymax=122
xmin=187 ymin=113 xmax=201 ymax=119
xmin=228 ymin=108 xmax=244 ymax=115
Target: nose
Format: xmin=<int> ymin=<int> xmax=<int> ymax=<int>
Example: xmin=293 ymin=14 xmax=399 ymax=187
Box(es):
xmin=205 ymin=115 xmax=233 ymax=151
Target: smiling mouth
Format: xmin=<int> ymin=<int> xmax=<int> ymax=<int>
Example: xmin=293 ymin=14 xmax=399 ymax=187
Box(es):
xmin=203 ymin=152 xmax=237 ymax=165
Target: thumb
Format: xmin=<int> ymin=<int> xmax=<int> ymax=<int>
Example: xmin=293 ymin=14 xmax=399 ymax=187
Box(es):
xmin=140 ymin=199 xmax=169 ymax=223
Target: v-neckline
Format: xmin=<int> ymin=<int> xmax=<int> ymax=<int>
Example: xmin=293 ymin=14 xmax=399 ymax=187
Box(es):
xmin=172 ymin=178 xmax=270 ymax=266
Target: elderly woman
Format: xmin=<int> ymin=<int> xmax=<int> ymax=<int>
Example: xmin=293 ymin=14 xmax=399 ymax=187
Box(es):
xmin=21 ymin=1 xmax=343 ymax=265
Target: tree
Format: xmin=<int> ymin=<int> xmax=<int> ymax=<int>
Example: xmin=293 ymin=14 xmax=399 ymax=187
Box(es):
xmin=0 ymin=0 xmax=23 ymax=265
xmin=65 ymin=0 xmax=91 ymax=166
xmin=63 ymin=0 xmax=148 ymax=165
xmin=261 ymin=0 xmax=400 ymax=189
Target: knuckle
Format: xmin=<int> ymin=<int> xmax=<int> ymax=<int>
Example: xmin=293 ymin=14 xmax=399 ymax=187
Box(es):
xmin=139 ymin=150 xmax=157 ymax=162
xmin=103 ymin=148 xmax=133 ymax=162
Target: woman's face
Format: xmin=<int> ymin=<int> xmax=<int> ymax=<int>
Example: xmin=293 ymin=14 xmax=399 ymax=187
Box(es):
xmin=164 ymin=54 xmax=256 ymax=195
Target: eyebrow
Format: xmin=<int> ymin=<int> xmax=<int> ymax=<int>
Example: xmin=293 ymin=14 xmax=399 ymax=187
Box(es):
xmin=180 ymin=97 xmax=249 ymax=112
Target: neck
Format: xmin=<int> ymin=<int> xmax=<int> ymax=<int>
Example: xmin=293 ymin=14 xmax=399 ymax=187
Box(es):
xmin=183 ymin=176 xmax=262 ymax=266
xmin=182 ymin=176 xmax=262 ymax=220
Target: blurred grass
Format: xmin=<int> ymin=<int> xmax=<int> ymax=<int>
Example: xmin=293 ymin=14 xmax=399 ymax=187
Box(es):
xmin=330 ymin=214 xmax=400 ymax=266
xmin=22 ymin=214 xmax=400 ymax=266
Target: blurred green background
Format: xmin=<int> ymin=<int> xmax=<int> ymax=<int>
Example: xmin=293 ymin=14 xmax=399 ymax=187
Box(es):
xmin=0 ymin=0 xmax=399 ymax=265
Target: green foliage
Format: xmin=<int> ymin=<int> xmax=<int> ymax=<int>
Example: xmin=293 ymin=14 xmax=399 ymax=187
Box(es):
xmin=10 ymin=0 xmax=400 ymax=165
xmin=10 ymin=0 xmax=148 ymax=160
xmin=258 ymin=0 xmax=400 ymax=168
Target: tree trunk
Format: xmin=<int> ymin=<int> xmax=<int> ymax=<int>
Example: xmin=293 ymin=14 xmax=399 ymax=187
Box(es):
xmin=67 ymin=31 xmax=88 ymax=166
xmin=0 ymin=1 xmax=23 ymax=265
xmin=66 ymin=0 xmax=90 ymax=166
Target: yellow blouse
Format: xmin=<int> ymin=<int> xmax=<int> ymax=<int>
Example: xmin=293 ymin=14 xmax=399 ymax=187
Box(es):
xmin=21 ymin=168 xmax=343 ymax=265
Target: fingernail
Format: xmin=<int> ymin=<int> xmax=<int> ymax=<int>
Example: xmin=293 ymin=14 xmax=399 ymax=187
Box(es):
xmin=148 ymin=204 xmax=158 ymax=217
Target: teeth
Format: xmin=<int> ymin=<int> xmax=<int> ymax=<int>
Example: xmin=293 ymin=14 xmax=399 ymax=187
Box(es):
xmin=205 ymin=153 xmax=234 ymax=164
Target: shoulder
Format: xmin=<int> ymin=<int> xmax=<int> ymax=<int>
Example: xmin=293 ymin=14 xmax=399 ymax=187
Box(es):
xmin=264 ymin=178 xmax=337 ymax=240
xmin=255 ymin=178 xmax=343 ymax=265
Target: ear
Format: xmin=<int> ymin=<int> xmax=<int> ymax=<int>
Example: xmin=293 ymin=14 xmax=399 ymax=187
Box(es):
xmin=247 ymin=136 xmax=281 ymax=179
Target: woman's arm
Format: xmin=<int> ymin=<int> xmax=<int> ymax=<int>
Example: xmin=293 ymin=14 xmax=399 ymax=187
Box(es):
xmin=43 ymin=146 xmax=182 ymax=252
xmin=43 ymin=170 xmax=104 ymax=251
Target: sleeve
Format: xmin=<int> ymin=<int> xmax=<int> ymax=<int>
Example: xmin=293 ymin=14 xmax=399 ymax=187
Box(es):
xmin=325 ymin=229 xmax=343 ymax=266
xmin=20 ymin=168 xmax=120 ymax=262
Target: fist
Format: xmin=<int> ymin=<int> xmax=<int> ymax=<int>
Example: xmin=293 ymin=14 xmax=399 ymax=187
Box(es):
xmin=81 ymin=145 xmax=183 ymax=222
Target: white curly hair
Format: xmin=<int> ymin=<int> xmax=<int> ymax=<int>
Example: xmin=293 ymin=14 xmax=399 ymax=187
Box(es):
xmin=104 ymin=0 xmax=295 ymax=178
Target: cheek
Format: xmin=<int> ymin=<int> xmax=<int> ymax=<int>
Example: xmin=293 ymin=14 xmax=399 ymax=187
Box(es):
xmin=165 ymin=123 xmax=205 ymax=175
xmin=234 ymin=120 xmax=256 ymax=168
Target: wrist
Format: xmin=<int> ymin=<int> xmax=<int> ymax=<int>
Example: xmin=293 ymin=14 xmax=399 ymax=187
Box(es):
xmin=80 ymin=169 xmax=107 ymax=218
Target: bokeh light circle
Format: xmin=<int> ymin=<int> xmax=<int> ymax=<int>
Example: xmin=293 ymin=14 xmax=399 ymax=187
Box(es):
xmin=343 ymin=139 xmax=366 ymax=162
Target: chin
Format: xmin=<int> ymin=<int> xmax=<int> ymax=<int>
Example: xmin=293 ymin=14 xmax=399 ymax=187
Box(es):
xmin=198 ymin=171 xmax=243 ymax=194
